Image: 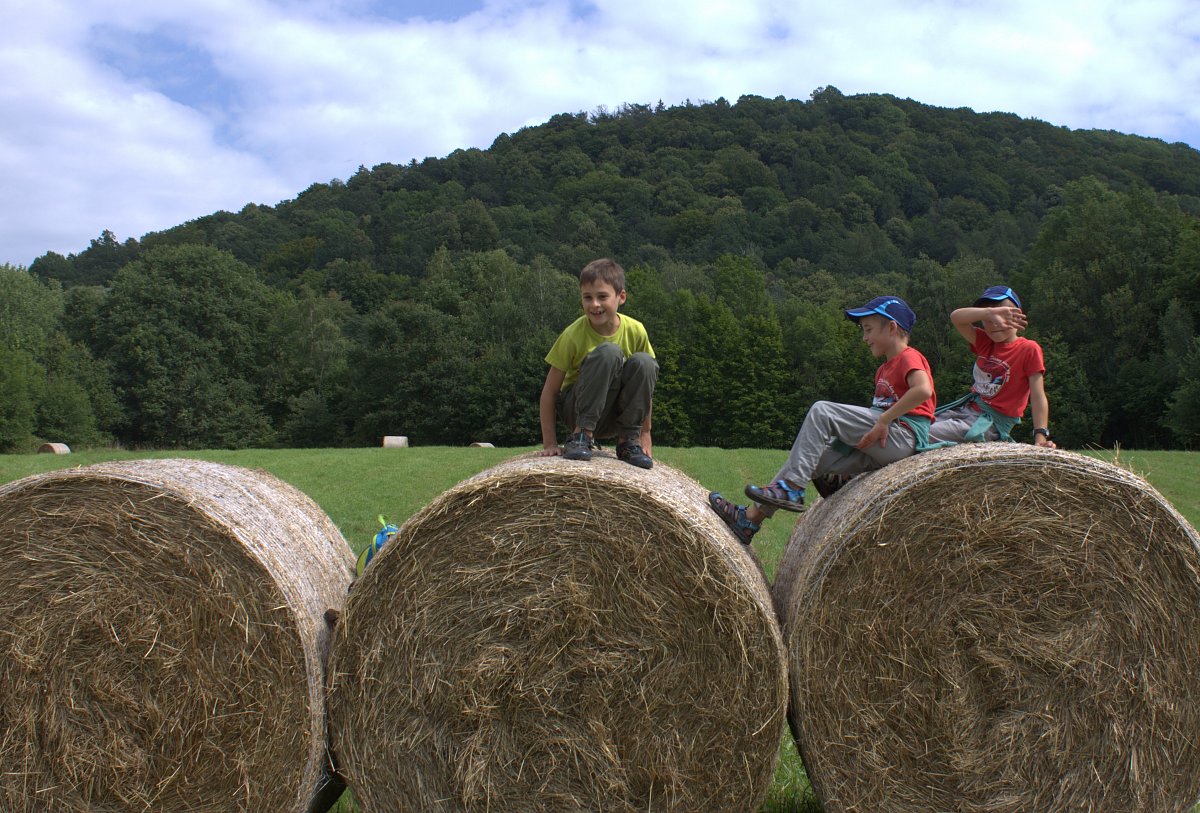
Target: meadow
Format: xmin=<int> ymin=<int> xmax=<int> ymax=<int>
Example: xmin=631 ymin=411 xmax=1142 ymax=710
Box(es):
xmin=1 ymin=445 xmax=1196 ymax=812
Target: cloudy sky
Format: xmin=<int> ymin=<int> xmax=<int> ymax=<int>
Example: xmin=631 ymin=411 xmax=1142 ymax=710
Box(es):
xmin=3 ymin=0 xmax=1199 ymax=267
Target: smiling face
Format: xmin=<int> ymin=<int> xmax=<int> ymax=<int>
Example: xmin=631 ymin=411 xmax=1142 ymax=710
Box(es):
xmin=858 ymin=313 xmax=902 ymax=358
xmin=580 ymin=278 xmax=625 ymax=336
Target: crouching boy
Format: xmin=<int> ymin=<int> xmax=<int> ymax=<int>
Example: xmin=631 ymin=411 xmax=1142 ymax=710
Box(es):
xmin=538 ymin=258 xmax=658 ymax=469
xmin=929 ymin=285 xmax=1055 ymax=448
xmin=709 ymin=296 xmax=937 ymax=544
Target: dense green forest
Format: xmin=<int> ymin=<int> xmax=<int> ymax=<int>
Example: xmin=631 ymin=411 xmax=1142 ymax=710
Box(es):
xmin=5 ymin=88 xmax=1200 ymax=453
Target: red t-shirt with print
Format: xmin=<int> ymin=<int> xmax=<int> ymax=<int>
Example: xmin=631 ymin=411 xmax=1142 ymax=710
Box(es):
xmin=969 ymin=328 xmax=1046 ymax=418
xmin=872 ymin=345 xmax=936 ymax=420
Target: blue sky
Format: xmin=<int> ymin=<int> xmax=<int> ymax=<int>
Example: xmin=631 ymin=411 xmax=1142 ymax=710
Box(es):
xmin=2 ymin=0 xmax=1199 ymax=267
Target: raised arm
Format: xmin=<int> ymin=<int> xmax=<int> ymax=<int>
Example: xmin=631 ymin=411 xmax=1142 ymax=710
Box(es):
xmin=950 ymin=305 xmax=1027 ymax=343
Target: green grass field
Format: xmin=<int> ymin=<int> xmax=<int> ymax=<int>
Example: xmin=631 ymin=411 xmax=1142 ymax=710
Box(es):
xmin=1 ymin=445 xmax=1196 ymax=812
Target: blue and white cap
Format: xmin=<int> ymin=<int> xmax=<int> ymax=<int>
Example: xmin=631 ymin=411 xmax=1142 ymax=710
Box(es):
xmin=974 ymin=285 xmax=1021 ymax=309
xmin=845 ymin=296 xmax=916 ymax=333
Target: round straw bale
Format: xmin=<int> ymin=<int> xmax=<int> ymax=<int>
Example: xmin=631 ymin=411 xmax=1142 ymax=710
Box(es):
xmin=772 ymin=444 xmax=1200 ymax=813
xmin=0 ymin=459 xmax=355 ymax=813
xmin=381 ymin=435 xmax=409 ymax=448
xmin=37 ymin=442 xmax=71 ymax=454
xmin=329 ymin=453 xmax=787 ymax=812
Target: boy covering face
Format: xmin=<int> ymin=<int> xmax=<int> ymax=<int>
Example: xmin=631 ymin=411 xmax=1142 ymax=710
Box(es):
xmin=929 ymin=285 xmax=1055 ymax=448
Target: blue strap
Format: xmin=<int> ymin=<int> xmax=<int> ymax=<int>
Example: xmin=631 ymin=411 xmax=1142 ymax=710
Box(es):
xmin=898 ymin=414 xmax=943 ymax=451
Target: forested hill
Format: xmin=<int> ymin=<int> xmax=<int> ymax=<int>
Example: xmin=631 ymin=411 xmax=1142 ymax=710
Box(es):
xmin=10 ymin=88 xmax=1200 ymax=453
xmin=34 ymin=88 xmax=1200 ymax=288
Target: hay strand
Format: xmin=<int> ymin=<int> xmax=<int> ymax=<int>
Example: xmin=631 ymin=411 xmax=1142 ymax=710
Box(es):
xmin=773 ymin=444 xmax=1200 ymax=812
xmin=0 ymin=459 xmax=355 ymax=812
xmin=330 ymin=453 xmax=787 ymax=812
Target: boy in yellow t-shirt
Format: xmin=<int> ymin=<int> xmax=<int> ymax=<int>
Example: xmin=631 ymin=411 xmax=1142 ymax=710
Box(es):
xmin=538 ymin=258 xmax=657 ymax=469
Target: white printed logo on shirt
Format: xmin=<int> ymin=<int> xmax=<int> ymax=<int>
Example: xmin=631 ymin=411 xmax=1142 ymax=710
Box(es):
xmin=872 ymin=379 xmax=900 ymax=410
xmin=972 ymin=356 xmax=1011 ymax=401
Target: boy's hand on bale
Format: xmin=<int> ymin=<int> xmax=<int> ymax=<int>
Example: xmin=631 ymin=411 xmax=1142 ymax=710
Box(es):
xmin=538 ymin=446 xmax=562 ymax=457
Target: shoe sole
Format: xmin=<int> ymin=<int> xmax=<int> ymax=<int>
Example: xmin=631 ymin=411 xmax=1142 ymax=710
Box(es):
xmin=744 ymin=485 xmax=805 ymax=513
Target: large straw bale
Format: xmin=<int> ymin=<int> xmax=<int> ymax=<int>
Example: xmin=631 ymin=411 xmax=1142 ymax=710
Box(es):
xmin=329 ymin=453 xmax=787 ymax=812
xmin=0 ymin=459 xmax=356 ymax=812
xmin=772 ymin=443 xmax=1200 ymax=812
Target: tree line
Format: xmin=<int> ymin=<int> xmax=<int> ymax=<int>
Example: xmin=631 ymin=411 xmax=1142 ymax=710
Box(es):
xmin=5 ymin=90 xmax=1200 ymax=452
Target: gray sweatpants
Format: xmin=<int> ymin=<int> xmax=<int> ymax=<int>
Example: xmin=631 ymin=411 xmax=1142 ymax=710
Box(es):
xmin=558 ymin=343 xmax=658 ymax=442
xmin=928 ymin=404 xmax=1000 ymax=444
xmin=759 ymin=400 xmax=918 ymax=516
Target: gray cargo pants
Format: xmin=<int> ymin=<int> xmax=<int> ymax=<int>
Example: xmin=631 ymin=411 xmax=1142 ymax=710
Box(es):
xmin=558 ymin=343 xmax=658 ymax=442
xmin=927 ymin=403 xmax=1001 ymax=444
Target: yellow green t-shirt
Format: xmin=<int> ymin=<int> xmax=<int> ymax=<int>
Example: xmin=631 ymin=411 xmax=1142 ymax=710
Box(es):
xmin=545 ymin=314 xmax=655 ymax=391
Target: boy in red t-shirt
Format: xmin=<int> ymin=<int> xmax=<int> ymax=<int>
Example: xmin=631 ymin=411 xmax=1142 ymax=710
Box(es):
xmin=929 ymin=285 xmax=1055 ymax=448
xmin=709 ymin=296 xmax=937 ymax=544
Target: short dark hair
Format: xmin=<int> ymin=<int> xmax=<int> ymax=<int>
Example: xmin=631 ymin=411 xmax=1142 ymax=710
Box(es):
xmin=579 ymin=258 xmax=626 ymax=293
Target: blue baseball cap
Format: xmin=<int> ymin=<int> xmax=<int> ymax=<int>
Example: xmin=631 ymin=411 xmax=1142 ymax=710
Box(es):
xmin=845 ymin=296 xmax=916 ymax=333
xmin=975 ymin=285 xmax=1022 ymax=309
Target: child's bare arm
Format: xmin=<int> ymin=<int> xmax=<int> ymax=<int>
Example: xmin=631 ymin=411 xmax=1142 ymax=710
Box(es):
xmin=856 ymin=369 xmax=934 ymax=449
xmin=640 ymin=406 xmax=653 ymax=457
xmin=539 ymin=367 xmax=566 ymax=455
xmin=1028 ymin=373 xmax=1055 ymax=448
xmin=950 ymin=306 xmax=1027 ymax=342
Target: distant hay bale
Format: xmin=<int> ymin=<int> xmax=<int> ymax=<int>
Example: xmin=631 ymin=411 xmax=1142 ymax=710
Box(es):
xmin=469 ymin=441 xmax=495 ymax=448
xmin=772 ymin=444 xmax=1200 ymax=813
xmin=0 ymin=459 xmax=356 ymax=813
xmin=381 ymin=435 xmax=409 ymax=448
xmin=37 ymin=442 xmax=70 ymax=454
xmin=329 ymin=453 xmax=787 ymax=812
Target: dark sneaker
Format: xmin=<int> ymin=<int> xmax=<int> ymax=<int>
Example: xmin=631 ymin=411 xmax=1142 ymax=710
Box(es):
xmin=562 ymin=431 xmax=594 ymax=461
xmin=616 ymin=438 xmax=653 ymax=469
xmin=708 ymin=492 xmax=760 ymax=545
xmin=813 ymin=473 xmax=852 ymax=499
xmin=745 ymin=479 xmax=805 ymax=513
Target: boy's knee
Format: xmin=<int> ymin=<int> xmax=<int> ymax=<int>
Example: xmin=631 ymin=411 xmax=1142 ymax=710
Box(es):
xmin=584 ymin=342 xmax=624 ymax=366
xmin=625 ymin=352 xmax=658 ymax=377
xmin=578 ymin=343 xmax=624 ymax=381
xmin=809 ymin=400 xmax=835 ymax=418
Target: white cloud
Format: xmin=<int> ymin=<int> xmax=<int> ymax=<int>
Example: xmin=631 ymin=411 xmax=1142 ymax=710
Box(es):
xmin=1 ymin=0 xmax=1198 ymax=267
xmin=0 ymin=0 xmax=290 ymax=264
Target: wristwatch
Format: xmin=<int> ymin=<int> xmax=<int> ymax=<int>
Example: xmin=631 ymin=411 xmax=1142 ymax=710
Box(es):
xmin=1033 ymin=427 xmax=1051 ymax=440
